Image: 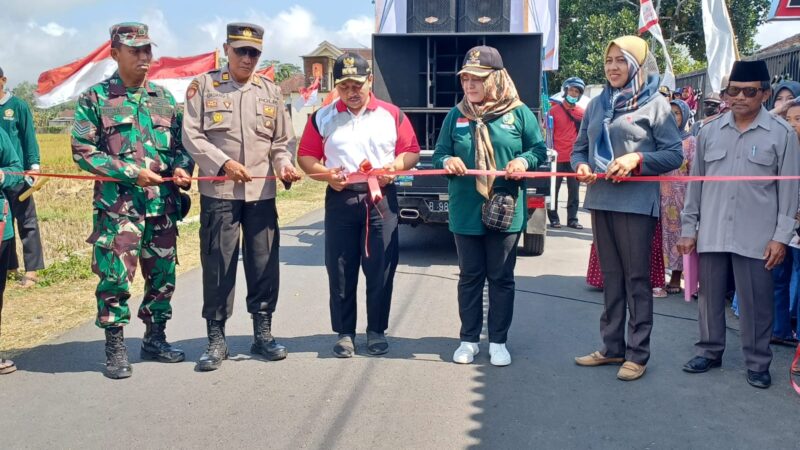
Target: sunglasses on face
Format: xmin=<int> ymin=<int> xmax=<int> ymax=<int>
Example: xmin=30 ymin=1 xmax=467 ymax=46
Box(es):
xmin=724 ymin=86 xmax=764 ymax=98
xmin=232 ymin=47 xmax=261 ymax=59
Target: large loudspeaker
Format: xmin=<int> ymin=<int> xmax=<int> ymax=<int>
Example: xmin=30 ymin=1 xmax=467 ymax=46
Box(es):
xmin=457 ymin=0 xmax=511 ymax=32
xmin=373 ymin=33 xmax=542 ymax=110
xmin=407 ymin=0 xmax=457 ymax=33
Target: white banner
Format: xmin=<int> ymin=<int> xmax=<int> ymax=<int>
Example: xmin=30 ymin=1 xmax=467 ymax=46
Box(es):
xmin=639 ymin=0 xmax=675 ymax=90
xmin=702 ymin=0 xmax=738 ymax=93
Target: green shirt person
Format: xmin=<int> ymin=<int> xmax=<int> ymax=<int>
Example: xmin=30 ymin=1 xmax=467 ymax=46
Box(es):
xmin=0 ymin=126 xmax=23 ymax=375
xmin=0 ymin=66 xmax=45 ymax=287
xmin=70 ymin=22 xmax=194 ymax=380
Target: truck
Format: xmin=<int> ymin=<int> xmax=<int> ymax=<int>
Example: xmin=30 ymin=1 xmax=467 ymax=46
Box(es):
xmin=372 ymin=32 xmax=553 ymax=256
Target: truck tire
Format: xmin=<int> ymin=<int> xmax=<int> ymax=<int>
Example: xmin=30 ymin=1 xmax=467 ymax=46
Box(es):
xmin=522 ymin=232 xmax=545 ymax=256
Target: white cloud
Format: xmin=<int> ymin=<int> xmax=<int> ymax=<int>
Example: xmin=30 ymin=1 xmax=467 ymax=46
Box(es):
xmin=755 ymin=21 xmax=799 ymax=49
xmin=39 ymin=22 xmax=78 ymax=38
xmin=335 ymin=16 xmax=374 ymax=48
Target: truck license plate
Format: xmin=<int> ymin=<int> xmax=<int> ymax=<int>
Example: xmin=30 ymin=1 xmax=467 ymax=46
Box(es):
xmin=426 ymin=200 xmax=448 ymax=212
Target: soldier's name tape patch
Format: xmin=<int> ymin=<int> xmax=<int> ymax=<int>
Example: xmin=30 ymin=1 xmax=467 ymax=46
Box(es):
xmin=101 ymin=106 xmax=134 ymax=117
xmin=150 ymin=107 xmax=174 ymax=117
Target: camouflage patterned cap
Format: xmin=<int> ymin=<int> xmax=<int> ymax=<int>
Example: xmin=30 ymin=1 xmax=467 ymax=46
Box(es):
xmin=227 ymin=22 xmax=264 ymax=51
xmin=110 ymin=22 xmax=154 ymax=48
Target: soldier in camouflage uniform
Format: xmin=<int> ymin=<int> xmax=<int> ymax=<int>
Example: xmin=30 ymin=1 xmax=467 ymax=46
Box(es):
xmin=71 ymin=23 xmax=195 ymax=380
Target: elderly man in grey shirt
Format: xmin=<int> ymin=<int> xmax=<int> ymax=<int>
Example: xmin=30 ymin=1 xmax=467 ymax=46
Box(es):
xmin=678 ymin=60 xmax=800 ymax=389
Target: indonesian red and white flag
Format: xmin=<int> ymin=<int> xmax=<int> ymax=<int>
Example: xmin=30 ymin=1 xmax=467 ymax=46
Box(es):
xmin=257 ymin=65 xmax=275 ymax=81
xmin=638 ymin=0 xmax=675 ymax=90
xmin=293 ymin=77 xmax=320 ymax=111
xmin=35 ymin=42 xmax=218 ymax=108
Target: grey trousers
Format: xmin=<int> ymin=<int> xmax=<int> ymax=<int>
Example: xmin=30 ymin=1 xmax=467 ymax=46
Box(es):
xmin=592 ymin=210 xmax=657 ymax=365
xmin=199 ymin=196 xmax=280 ymax=321
xmin=696 ymin=252 xmax=774 ymax=372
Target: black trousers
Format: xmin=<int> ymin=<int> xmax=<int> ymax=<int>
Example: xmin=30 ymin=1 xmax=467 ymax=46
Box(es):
xmin=199 ymin=196 xmax=280 ymax=321
xmin=592 ymin=210 xmax=656 ymax=365
xmin=454 ymin=231 xmax=520 ymax=344
xmin=547 ymin=161 xmax=580 ymax=224
xmin=325 ymin=185 xmax=398 ymax=335
xmin=696 ymin=252 xmax=774 ymax=372
xmin=0 ymin=239 xmax=12 ymax=336
xmin=5 ymin=183 xmax=45 ymax=272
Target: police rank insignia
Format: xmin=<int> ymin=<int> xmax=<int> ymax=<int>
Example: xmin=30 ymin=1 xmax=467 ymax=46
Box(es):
xmin=212 ymin=112 xmax=224 ymax=123
xmin=3 ymin=109 xmax=13 ymax=119
xmin=263 ymin=105 xmax=276 ymax=118
xmin=221 ymin=73 xmax=230 ymax=81
xmin=224 ymin=100 xmax=232 ymax=109
xmin=213 ymin=81 xmax=220 ymax=87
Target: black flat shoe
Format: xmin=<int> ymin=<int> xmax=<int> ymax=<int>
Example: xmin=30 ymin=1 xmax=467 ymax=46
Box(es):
xmin=682 ymin=356 xmax=722 ymax=373
xmin=333 ymin=334 xmax=355 ymax=358
xmin=746 ymin=370 xmax=771 ymax=389
xmin=548 ymin=222 xmax=562 ymax=229
xmin=567 ymin=221 xmax=583 ymax=230
xmin=366 ymin=331 xmax=388 ymax=356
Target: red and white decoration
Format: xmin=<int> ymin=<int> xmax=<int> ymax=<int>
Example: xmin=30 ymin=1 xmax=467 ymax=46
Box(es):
xmin=768 ymin=0 xmax=800 ymax=21
xmin=35 ymin=42 xmax=217 ymax=108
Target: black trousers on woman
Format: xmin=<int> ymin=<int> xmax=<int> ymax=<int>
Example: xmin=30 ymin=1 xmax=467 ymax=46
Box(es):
xmin=454 ymin=231 xmax=520 ymax=344
xmin=592 ymin=210 xmax=657 ymax=365
xmin=0 ymin=239 xmax=12 ymax=336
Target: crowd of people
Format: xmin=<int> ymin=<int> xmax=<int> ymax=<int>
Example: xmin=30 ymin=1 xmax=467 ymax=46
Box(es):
xmin=0 ymin=21 xmax=798 ymax=391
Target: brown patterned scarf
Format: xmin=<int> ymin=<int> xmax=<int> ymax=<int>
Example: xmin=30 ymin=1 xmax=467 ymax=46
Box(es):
xmin=456 ymin=69 xmax=523 ymax=199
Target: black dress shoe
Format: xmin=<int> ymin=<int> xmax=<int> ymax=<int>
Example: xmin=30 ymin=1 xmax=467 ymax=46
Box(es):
xmin=746 ymin=370 xmax=771 ymax=389
xmin=682 ymin=356 xmax=722 ymax=373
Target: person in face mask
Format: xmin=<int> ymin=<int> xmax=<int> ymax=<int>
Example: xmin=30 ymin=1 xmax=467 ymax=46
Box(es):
xmin=547 ymin=77 xmax=586 ymax=229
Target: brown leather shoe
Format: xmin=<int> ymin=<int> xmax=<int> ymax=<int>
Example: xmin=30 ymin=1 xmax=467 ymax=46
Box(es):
xmin=575 ymin=351 xmax=625 ymax=367
xmin=617 ymin=361 xmax=646 ymax=381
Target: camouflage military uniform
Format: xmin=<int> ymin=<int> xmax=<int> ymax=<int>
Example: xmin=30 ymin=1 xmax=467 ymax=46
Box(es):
xmin=71 ymin=72 xmax=194 ymax=328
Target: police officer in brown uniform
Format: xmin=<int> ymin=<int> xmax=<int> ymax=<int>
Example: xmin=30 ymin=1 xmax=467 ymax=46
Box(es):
xmin=182 ymin=23 xmax=300 ymax=371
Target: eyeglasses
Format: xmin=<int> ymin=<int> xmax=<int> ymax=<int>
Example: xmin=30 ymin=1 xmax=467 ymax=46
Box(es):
xmin=724 ymin=86 xmax=764 ymax=98
xmin=232 ymin=47 xmax=261 ymax=59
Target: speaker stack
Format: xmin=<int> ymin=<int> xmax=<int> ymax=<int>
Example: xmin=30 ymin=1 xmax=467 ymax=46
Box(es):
xmin=407 ymin=0 xmax=511 ymax=34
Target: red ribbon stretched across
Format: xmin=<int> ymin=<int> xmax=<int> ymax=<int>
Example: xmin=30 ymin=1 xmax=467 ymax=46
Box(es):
xmin=12 ymin=170 xmax=800 ymax=184
xmin=792 ymin=345 xmax=800 ymax=396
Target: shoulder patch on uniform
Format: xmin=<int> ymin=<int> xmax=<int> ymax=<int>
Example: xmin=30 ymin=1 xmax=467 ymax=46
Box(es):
xmin=186 ymin=79 xmax=200 ymax=101
xmin=3 ymin=108 xmax=14 ymax=119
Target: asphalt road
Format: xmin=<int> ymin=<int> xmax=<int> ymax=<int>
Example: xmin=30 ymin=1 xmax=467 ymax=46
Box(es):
xmin=1 ymin=204 xmax=798 ymax=449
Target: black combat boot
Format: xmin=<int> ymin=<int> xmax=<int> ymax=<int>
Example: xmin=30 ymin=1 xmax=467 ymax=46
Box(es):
xmin=141 ymin=322 xmax=185 ymax=363
xmin=250 ymin=313 xmax=287 ymax=361
xmin=197 ymin=319 xmax=228 ymax=371
xmin=104 ymin=326 xmax=132 ymax=379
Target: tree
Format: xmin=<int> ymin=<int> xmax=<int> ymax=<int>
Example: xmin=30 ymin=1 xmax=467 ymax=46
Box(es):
xmin=553 ymin=0 xmax=771 ymax=91
xmin=259 ymin=60 xmax=302 ymax=83
xmin=11 ymin=81 xmax=36 ymax=106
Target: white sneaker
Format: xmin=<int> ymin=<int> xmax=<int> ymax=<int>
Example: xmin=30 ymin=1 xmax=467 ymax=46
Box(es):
xmin=452 ymin=342 xmax=479 ymax=364
xmin=489 ymin=343 xmax=511 ymax=366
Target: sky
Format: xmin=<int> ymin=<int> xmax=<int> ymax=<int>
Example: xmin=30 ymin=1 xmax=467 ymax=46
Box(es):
xmin=0 ymin=1 xmax=796 ymax=89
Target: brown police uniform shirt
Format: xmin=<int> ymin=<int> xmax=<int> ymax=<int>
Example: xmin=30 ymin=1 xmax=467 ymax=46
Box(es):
xmin=182 ymin=66 xmax=293 ymax=201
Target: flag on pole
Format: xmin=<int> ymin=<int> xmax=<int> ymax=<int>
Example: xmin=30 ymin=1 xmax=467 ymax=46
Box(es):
xmin=35 ymin=43 xmax=218 ymax=108
xmin=701 ymin=0 xmax=738 ymax=93
xmin=523 ymin=0 xmax=560 ymax=71
xmin=638 ymin=0 xmax=675 ymax=90
xmin=293 ymin=77 xmax=320 ymax=111
xmin=257 ymin=65 xmax=275 ymax=82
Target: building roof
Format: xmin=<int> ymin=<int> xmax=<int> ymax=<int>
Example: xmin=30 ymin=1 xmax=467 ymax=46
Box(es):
xmin=279 ymin=73 xmax=307 ymax=96
xmin=753 ymin=33 xmax=800 ymax=56
xmin=302 ymin=41 xmax=372 ymax=61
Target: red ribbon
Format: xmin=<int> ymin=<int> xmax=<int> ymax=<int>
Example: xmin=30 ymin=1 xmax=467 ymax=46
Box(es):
xmin=792 ymin=344 xmax=800 ymax=396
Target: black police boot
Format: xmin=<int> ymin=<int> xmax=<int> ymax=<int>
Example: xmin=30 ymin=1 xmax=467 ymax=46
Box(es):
xmin=141 ymin=322 xmax=185 ymax=363
xmin=250 ymin=313 xmax=287 ymax=361
xmin=104 ymin=326 xmax=132 ymax=380
xmin=197 ymin=320 xmax=228 ymax=372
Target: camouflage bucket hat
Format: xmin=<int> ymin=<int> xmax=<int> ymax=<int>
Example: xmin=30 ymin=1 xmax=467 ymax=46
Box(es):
xmin=110 ymin=22 xmax=155 ymax=47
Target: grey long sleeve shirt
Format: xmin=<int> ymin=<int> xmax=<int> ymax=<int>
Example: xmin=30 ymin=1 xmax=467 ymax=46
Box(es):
xmin=680 ymin=108 xmax=800 ymax=259
xmin=571 ymin=94 xmax=684 ymax=217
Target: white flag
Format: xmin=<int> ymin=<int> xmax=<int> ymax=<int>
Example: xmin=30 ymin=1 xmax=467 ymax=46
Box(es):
xmin=701 ymin=0 xmax=738 ymax=93
xmin=638 ymin=0 xmax=675 ymax=90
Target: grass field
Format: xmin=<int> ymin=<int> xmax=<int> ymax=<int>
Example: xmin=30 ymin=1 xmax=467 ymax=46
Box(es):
xmin=1 ymin=134 xmax=326 ymax=356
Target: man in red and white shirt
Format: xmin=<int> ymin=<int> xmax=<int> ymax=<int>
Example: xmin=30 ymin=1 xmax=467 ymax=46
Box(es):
xmin=298 ymin=53 xmax=420 ymax=358
xmin=548 ymin=77 xmax=586 ymax=229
